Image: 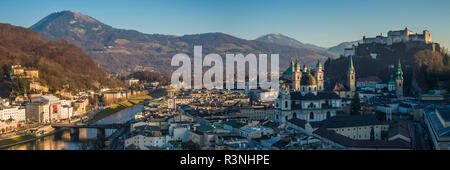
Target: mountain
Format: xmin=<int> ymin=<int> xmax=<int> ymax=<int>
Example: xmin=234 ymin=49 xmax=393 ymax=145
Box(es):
xmin=255 ymin=33 xmax=325 ymax=51
xmin=31 ymin=11 xmax=335 ymax=74
xmin=255 ymin=33 xmax=338 ymax=57
xmin=0 ymin=23 xmax=122 ymax=94
xmin=327 ymin=40 xmax=362 ymax=56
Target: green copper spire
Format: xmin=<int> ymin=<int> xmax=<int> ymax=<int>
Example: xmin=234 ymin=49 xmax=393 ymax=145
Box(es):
xmin=348 ymin=55 xmax=354 ymax=70
xmin=316 ymin=59 xmax=322 ymax=68
xmin=294 ymin=58 xmax=300 ymax=70
xmin=396 ymin=59 xmax=403 ymax=80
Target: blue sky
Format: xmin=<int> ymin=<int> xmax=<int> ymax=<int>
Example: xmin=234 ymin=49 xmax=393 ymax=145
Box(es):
xmin=1 ymin=0 xmax=449 ymax=48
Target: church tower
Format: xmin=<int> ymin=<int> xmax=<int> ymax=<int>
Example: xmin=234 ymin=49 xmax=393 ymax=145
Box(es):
xmin=396 ymin=59 xmax=404 ymax=98
xmin=315 ymin=59 xmax=324 ymax=92
xmin=167 ymin=87 xmax=176 ymax=109
xmin=292 ymin=59 xmax=301 ymax=92
xmin=347 ymin=56 xmax=356 ymax=92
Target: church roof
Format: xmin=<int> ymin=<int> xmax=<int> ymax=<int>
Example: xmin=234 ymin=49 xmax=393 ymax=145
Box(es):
xmin=396 ymin=59 xmax=403 ymax=80
xmin=333 ymin=82 xmax=348 ymax=92
xmin=301 ymin=71 xmax=316 ymax=86
xmin=283 ymin=66 xmax=293 ymax=75
xmin=316 ymin=59 xmax=322 ymax=68
xmin=294 ymin=59 xmax=300 ymax=69
xmin=348 ymin=56 xmax=354 ymax=70
xmin=291 ymin=91 xmax=341 ymax=100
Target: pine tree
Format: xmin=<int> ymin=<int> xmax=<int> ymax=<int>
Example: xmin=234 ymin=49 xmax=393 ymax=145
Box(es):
xmin=350 ymin=93 xmax=361 ymax=115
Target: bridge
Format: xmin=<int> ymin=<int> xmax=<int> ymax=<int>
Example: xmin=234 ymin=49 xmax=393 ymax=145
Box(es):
xmin=51 ymin=123 xmax=130 ymax=148
xmin=51 ymin=123 xmax=127 ymax=129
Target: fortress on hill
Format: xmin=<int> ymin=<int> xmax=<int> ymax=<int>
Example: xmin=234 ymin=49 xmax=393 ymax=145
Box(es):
xmin=362 ymin=27 xmax=431 ymax=45
xmin=344 ymin=28 xmax=440 ymax=57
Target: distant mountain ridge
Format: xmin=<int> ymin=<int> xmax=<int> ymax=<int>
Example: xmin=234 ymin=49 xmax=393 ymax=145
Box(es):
xmin=327 ymin=40 xmax=363 ymax=56
xmin=30 ymin=11 xmax=336 ymax=74
xmin=255 ymin=33 xmax=339 ymax=58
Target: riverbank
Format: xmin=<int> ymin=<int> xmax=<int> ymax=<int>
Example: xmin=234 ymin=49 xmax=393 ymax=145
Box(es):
xmin=88 ymin=95 xmax=151 ymax=123
xmin=0 ymin=95 xmax=150 ymax=149
xmin=0 ymin=126 xmax=70 ymax=149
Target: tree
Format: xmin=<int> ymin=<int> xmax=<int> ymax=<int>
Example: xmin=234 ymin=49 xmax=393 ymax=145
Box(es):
xmin=1 ymin=64 xmax=11 ymax=80
xmin=350 ymin=93 xmax=361 ymax=115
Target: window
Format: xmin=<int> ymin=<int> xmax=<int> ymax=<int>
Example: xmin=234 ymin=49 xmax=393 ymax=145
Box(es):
xmin=285 ymin=101 xmax=288 ymax=108
xmin=310 ymin=112 xmax=314 ymax=120
xmin=326 ymin=111 xmax=331 ymax=119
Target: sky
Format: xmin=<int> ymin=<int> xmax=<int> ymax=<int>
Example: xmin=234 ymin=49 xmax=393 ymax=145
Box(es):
xmin=0 ymin=0 xmax=449 ymax=48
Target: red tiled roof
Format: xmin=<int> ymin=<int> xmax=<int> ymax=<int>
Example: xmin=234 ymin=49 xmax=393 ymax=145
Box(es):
xmin=388 ymin=119 xmax=411 ymax=139
xmin=333 ymin=82 xmax=347 ymax=92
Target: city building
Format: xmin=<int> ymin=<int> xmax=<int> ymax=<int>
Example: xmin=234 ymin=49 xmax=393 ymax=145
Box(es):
xmin=0 ymin=106 xmax=26 ymax=122
xmin=239 ymin=126 xmax=274 ymax=139
xmin=424 ymin=107 xmax=450 ymax=150
xmin=238 ymin=105 xmax=275 ymax=121
xmin=126 ymin=78 xmax=140 ymax=86
xmin=333 ymin=55 xmax=356 ymax=99
xmin=10 ymin=65 xmax=39 ymax=80
xmin=276 ymin=59 xmax=343 ymax=123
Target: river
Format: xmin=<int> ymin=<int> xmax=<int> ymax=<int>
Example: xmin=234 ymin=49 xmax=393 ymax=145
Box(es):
xmin=3 ymin=104 xmax=144 ymax=150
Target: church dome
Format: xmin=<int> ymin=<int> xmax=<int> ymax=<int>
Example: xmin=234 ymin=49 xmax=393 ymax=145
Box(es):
xmin=301 ymin=72 xmax=317 ymax=86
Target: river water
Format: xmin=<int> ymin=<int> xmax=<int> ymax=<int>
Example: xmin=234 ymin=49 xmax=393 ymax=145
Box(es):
xmin=3 ymin=104 xmax=144 ymax=150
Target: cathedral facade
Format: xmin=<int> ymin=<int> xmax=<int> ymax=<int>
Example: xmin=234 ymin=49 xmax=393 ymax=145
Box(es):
xmin=275 ymin=59 xmax=342 ymax=123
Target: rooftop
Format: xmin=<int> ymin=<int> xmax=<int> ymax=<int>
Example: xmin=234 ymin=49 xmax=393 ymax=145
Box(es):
xmin=314 ymin=115 xmax=384 ymax=129
xmin=313 ymin=128 xmax=411 ymax=149
xmin=425 ymin=108 xmax=450 ymax=139
xmin=240 ymin=126 xmax=272 ymax=133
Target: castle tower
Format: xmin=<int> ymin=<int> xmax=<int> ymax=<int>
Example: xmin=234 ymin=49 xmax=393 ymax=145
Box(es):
xmin=315 ymin=59 xmax=324 ymax=92
xmin=396 ymin=59 xmax=404 ymax=98
xmin=347 ymin=56 xmax=356 ymax=92
xmin=423 ymin=30 xmax=431 ymax=44
xmin=292 ymin=59 xmax=301 ymax=92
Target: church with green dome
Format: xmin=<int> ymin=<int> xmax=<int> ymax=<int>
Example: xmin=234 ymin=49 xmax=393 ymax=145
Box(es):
xmin=275 ymin=58 xmax=343 ymax=123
